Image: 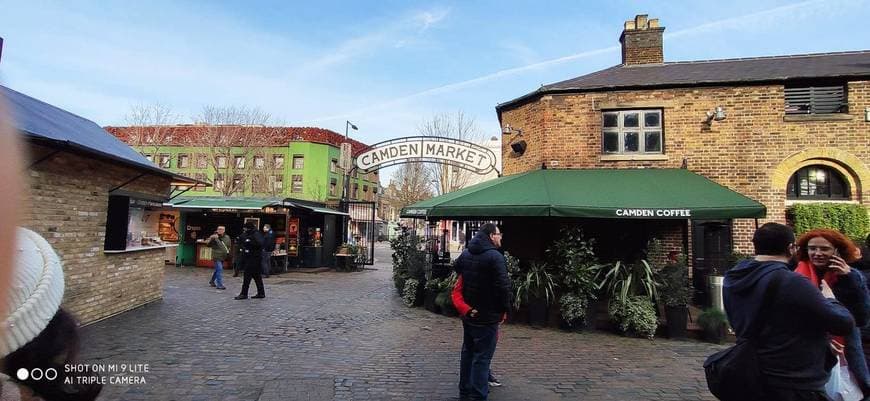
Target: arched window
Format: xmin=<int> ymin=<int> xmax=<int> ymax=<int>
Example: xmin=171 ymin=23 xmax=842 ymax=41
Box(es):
xmin=787 ymin=165 xmax=850 ymax=200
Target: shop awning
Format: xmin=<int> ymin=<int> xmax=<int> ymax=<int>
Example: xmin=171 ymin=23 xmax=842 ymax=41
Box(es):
xmin=281 ymin=199 xmax=349 ymax=216
xmin=167 ymin=197 xmax=282 ymax=210
xmin=401 ymin=169 xmax=766 ymax=220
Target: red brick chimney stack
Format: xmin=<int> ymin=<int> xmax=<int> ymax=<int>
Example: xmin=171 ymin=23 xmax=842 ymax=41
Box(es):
xmin=619 ymin=14 xmax=665 ymax=65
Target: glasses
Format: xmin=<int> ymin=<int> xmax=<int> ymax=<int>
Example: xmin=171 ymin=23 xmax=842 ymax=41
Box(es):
xmin=492 ymin=232 xmax=502 ymax=237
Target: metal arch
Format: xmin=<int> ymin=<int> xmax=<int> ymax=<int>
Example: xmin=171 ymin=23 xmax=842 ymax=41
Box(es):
xmin=352 ymin=136 xmax=499 ymax=175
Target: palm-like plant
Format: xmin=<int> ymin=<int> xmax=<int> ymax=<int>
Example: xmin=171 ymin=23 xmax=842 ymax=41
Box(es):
xmin=597 ymin=260 xmax=658 ymax=305
xmin=514 ymin=261 xmax=557 ymax=309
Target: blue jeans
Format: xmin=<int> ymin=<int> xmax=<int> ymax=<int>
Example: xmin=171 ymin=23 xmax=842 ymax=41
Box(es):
xmin=211 ymin=260 xmax=224 ymax=288
xmin=459 ymin=321 xmax=498 ymax=400
xmin=261 ymin=252 xmax=271 ymax=276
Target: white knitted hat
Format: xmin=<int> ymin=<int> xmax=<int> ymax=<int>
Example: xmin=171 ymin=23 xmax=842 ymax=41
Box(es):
xmin=0 ymin=228 xmax=65 ymax=358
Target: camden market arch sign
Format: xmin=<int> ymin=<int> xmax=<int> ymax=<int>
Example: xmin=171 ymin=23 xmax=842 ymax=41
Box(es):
xmin=354 ymin=136 xmax=498 ymax=174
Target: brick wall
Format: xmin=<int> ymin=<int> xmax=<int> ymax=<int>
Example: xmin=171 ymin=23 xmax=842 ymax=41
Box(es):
xmin=22 ymin=143 xmax=172 ymax=324
xmin=500 ymin=81 xmax=870 ymax=253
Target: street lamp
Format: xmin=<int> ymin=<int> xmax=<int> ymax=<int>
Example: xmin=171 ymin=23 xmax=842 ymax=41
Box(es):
xmin=341 ymin=121 xmax=358 ymax=243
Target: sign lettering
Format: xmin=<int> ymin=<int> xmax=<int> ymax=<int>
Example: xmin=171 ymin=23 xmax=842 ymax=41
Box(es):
xmin=615 ymin=209 xmax=692 ymax=218
xmin=356 ymin=137 xmax=498 ymax=174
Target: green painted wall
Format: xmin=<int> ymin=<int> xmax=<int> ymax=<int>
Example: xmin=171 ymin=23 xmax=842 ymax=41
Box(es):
xmin=137 ymin=142 xmax=378 ymax=202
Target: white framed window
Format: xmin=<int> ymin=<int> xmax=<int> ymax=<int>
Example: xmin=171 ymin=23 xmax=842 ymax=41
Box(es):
xmin=291 ymin=174 xmax=303 ymax=193
xmin=196 ymin=154 xmax=208 ymax=169
xmin=254 ymin=156 xmax=265 ymax=169
xmin=330 ymin=158 xmax=338 ymax=173
xmin=234 ymin=155 xmax=246 ymax=169
xmin=177 ymin=154 xmax=190 ymax=168
xmin=602 ymin=109 xmax=663 ymax=154
xmin=292 ymin=155 xmax=304 ymax=169
xmin=213 ymin=173 xmax=225 ymax=191
xmin=330 ymin=178 xmax=337 ymax=196
xmin=216 ymin=156 xmax=227 ymax=169
xmin=272 ymin=175 xmax=284 ymax=192
xmin=273 ymin=154 xmax=284 ymax=169
xmin=158 ymin=153 xmax=171 ymax=168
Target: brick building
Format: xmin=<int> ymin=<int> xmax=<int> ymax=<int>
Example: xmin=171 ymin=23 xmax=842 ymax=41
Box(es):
xmin=494 ymin=14 xmax=869 ymax=294
xmin=3 ymin=85 xmax=197 ymax=324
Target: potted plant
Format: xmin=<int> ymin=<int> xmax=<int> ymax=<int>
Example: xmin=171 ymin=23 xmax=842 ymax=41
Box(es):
xmin=514 ymin=261 xmax=556 ymax=327
xmin=545 ymin=228 xmax=601 ymax=330
xmin=657 ymin=255 xmax=692 ymax=339
xmin=608 ymin=296 xmax=658 ymax=339
xmin=698 ymin=308 xmax=729 ymax=344
xmin=424 ymin=278 xmax=443 ymax=313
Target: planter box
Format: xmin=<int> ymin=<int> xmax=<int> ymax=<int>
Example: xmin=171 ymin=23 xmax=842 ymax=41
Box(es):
xmin=665 ymin=305 xmax=689 ymax=339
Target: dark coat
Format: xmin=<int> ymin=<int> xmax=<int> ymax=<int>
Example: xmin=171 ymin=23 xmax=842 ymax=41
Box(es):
xmin=453 ymin=231 xmax=511 ymax=325
xmin=262 ymin=230 xmax=276 ymax=253
xmin=724 ymin=259 xmax=855 ymax=391
xmin=237 ymin=229 xmax=264 ymax=273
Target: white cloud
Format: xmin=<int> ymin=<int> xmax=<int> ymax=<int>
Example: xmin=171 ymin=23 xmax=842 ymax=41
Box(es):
xmin=414 ymin=8 xmax=451 ymax=32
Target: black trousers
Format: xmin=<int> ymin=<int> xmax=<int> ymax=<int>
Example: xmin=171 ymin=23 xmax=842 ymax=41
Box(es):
xmin=240 ymin=270 xmax=265 ymax=297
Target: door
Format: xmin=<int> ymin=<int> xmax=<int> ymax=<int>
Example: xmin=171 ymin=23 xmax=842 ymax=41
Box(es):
xmin=691 ymin=220 xmax=733 ymax=306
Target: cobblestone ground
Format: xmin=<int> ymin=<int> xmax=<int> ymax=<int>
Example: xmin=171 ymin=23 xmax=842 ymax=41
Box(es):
xmin=81 ymin=243 xmax=723 ymax=401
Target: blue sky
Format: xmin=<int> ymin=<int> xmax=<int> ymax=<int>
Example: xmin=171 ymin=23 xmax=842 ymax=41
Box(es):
xmin=1 ymin=0 xmax=869 ymax=183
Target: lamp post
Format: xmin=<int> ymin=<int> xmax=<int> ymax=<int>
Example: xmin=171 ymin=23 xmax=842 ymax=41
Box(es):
xmin=341 ymin=121 xmax=358 ymax=243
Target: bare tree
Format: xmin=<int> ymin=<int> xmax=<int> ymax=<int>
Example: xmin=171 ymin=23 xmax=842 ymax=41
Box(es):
xmin=122 ymin=103 xmax=178 ymax=157
xmin=305 ymin=177 xmax=328 ymax=202
xmin=196 ymin=106 xmax=286 ymax=196
xmin=390 ymin=162 xmax=433 ymax=209
xmin=417 ymin=111 xmax=483 ymax=195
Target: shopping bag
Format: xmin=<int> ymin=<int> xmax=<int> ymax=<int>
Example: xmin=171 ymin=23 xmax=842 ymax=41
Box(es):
xmin=825 ymin=355 xmax=864 ymax=401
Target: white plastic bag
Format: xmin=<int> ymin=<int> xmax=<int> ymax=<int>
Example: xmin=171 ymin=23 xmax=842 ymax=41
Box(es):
xmin=825 ymin=355 xmax=864 ymax=401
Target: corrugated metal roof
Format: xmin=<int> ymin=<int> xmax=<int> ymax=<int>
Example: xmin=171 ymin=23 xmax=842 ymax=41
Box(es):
xmin=2 ymin=85 xmax=197 ymax=183
xmin=497 ymin=50 xmax=870 ymax=110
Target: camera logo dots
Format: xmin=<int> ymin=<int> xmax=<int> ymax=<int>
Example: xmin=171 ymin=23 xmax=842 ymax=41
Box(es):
xmin=14 ymin=368 xmax=57 ymax=381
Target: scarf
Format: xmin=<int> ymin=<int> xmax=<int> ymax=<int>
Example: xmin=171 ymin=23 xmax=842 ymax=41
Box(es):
xmin=794 ymin=260 xmax=845 ymax=351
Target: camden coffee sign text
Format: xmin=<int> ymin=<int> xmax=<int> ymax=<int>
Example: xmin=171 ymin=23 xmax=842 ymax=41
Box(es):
xmin=616 ymin=209 xmax=692 ymax=218
xmin=355 ymin=137 xmax=498 ymax=174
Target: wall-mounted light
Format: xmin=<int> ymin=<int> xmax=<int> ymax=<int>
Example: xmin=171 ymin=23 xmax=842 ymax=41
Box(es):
xmin=502 ymin=124 xmax=527 ymax=156
xmin=704 ymin=106 xmax=726 ymax=125
xmin=865 ymin=107 xmax=870 ymax=122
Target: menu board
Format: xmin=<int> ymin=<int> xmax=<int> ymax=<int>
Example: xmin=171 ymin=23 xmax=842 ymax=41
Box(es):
xmin=158 ymin=213 xmax=180 ymax=242
xmin=286 ymin=218 xmax=300 ymax=257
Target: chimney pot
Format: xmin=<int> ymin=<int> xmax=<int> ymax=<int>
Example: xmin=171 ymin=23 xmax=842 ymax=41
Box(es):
xmin=620 ymin=14 xmax=665 ymax=65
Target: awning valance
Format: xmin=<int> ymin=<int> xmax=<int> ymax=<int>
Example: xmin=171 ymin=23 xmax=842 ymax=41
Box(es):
xmin=401 ymin=169 xmax=766 ymax=220
xmin=166 ymin=197 xmax=282 ymax=210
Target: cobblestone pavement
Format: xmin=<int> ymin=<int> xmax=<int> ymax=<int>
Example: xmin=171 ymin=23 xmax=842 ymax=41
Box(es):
xmin=81 ymin=243 xmax=723 ymax=401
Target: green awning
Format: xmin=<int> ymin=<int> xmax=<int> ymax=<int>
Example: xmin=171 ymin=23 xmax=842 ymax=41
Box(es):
xmin=401 ymin=169 xmax=766 ymax=220
xmin=167 ymin=196 xmax=282 ymax=210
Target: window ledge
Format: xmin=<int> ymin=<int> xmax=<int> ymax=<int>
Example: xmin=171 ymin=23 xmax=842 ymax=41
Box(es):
xmin=783 ymin=114 xmax=853 ymax=122
xmin=104 ymin=244 xmax=178 ymax=254
xmin=785 ymin=199 xmax=857 ymax=206
xmin=599 ymin=154 xmax=669 ymax=162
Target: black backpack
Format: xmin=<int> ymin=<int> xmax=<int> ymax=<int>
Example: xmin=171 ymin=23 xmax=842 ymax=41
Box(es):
xmin=704 ymin=273 xmax=781 ymax=401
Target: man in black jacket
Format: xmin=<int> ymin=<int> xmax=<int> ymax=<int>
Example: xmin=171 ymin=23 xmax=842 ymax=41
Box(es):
xmin=235 ymin=221 xmax=266 ymax=300
xmin=261 ymin=224 xmax=276 ymax=278
xmin=724 ymin=223 xmax=855 ymax=400
xmin=454 ymin=223 xmax=511 ymax=401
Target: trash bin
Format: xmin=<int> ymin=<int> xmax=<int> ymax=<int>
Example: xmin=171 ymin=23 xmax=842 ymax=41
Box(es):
xmin=709 ymin=275 xmax=725 ymax=312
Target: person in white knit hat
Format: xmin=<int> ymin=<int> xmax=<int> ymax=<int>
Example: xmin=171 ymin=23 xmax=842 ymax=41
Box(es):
xmin=0 ymin=228 xmax=101 ymax=401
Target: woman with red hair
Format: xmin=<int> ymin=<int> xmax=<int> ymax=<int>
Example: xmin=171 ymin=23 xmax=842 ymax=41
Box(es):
xmin=795 ymin=228 xmax=870 ymax=394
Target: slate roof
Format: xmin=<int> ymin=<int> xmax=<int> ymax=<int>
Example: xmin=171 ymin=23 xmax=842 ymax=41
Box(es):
xmin=2 ymin=85 xmax=195 ymax=182
xmin=497 ymin=50 xmax=870 ymax=111
xmin=106 ymin=125 xmax=371 ymax=155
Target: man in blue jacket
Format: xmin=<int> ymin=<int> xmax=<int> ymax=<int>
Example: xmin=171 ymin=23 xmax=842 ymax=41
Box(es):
xmin=724 ymin=223 xmax=855 ymax=400
xmin=454 ymin=223 xmax=511 ymax=401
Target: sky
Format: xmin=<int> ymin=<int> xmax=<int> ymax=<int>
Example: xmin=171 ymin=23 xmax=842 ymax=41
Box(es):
xmin=1 ymin=0 xmax=869 ymax=185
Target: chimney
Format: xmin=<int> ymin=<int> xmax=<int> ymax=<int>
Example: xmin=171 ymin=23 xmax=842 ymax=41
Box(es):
xmin=619 ymin=14 xmax=664 ymax=65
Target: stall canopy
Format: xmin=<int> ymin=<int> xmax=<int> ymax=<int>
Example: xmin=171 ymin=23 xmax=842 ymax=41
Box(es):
xmin=167 ymin=197 xmax=282 ymax=210
xmin=401 ymin=169 xmax=766 ymax=220
xmin=282 ymin=198 xmax=349 ymax=216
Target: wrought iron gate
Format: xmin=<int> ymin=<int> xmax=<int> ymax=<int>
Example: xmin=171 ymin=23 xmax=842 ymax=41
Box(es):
xmin=345 ymin=201 xmax=376 ymax=265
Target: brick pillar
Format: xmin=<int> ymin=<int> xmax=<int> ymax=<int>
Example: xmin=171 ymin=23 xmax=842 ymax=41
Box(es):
xmin=619 ymin=14 xmax=665 ymax=65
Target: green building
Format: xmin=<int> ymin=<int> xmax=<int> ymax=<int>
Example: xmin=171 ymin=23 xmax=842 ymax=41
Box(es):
xmin=105 ymin=125 xmax=379 ymax=203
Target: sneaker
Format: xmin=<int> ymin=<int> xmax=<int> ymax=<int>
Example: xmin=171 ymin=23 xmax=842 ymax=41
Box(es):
xmin=216 ymin=286 xmax=226 ymax=290
xmin=209 ymin=281 xmax=216 ymax=287
xmin=234 ymin=295 xmax=248 ymax=300
xmin=488 ymin=377 xmax=502 ymax=387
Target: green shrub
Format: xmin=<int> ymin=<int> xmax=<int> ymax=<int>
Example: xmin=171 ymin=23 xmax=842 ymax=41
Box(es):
xmin=597 ymin=260 xmax=658 ymax=305
xmin=656 ymin=256 xmax=692 ymax=307
xmin=790 ymin=203 xmax=870 ymax=242
xmin=608 ymin=296 xmax=658 ymax=339
xmin=559 ymin=293 xmax=589 ymax=325
xmin=697 ymin=308 xmax=728 ymax=332
xmin=402 ymin=278 xmax=420 ymax=307
xmin=390 ymin=227 xmax=428 ymax=295
xmin=546 ymin=227 xmax=600 ymax=305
